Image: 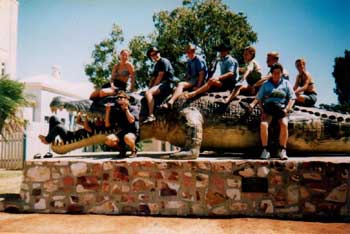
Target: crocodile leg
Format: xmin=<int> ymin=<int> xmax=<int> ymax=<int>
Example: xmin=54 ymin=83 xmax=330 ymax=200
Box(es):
xmin=171 ymin=107 xmax=203 ymax=159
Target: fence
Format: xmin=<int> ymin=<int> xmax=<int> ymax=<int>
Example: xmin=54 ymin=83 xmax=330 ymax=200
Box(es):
xmin=0 ymin=131 xmax=25 ymax=169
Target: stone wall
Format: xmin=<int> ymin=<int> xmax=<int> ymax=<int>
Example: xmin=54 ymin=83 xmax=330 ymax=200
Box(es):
xmin=19 ymin=157 xmax=350 ymax=218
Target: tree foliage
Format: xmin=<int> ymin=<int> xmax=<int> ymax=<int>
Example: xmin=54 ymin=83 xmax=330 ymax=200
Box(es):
xmin=85 ymin=0 xmax=257 ymax=89
xmin=0 ymin=75 xmax=30 ymax=136
xmin=333 ymin=50 xmax=350 ymax=105
xmin=84 ymin=24 xmax=124 ymax=88
xmin=319 ymin=50 xmax=350 ymax=113
xmin=129 ymin=0 xmax=257 ymax=88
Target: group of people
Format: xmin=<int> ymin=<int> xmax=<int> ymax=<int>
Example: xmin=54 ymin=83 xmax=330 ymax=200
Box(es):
xmin=39 ymin=43 xmax=318 ymax=160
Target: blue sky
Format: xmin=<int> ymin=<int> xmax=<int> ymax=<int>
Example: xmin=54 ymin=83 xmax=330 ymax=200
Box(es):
xmin=18 ymin=0 xmax=350 ymax=104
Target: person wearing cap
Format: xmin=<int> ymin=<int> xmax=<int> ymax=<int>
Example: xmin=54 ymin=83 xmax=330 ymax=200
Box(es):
xmin=89 ymin=49 xmax=135 ymax=100
xmin=255 ymin=63 xmax=295 ymax=160
xmin=161 ymin=44 xmax=208 ymax=109
xmin=184 ymin=43 xmax=238 ymax=99
xmin=143 ymin=47 xmax=176 ymax=123
xmin=105 ymin=91 xmax=139 ymax=158
xmin=293 ymin=58 xmax=317 ymax=107
xmin=224 ymin=46 xmax=262 ymax=103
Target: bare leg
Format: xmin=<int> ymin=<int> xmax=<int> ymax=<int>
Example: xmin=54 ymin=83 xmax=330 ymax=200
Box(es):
xmin=38 ymin=135 xmax=48 ymax=144
xmin=279 ymin=117 xmax=288 ymax=148
xmin=225 ymin=86 xmax=242 ymax=103
xmin=185 ymin=79 xmax=221 ymax=99
xmin=99 ymin=88 xmax=116 ymax=98
xmin=145 ymin=86 xmax=161 ymax=116
xmin=124 ymin=133 xmax=136 ymax=151
xmin=89 ymin=89 xmax=101 ymax=100
xmin=260 ymin=114 xmax=272 ymax=147
xmin=168 ymin=82 xmax=193 ymax=105
xmin=124 ymin=133 xmax=137 ymax=157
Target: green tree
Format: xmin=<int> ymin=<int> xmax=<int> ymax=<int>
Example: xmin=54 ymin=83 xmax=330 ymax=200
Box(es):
xmin=0 ymin=75 xmax=30 ymax=136
xmin=84 ymin=24 xmax=124 ymax=88
xmin=86 ymin=0 xmax=257 ymax=89
xmin=319 ymin=50 xmax=350 ymax=113
xmin=129 ymin=0 xmax=257 ymax=88
xmin=333 ymin=50 xmax=350 ymax=105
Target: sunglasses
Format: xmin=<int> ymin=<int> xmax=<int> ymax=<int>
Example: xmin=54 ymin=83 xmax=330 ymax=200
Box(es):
xmin=150 ymin=52 xmax=158 ymax=57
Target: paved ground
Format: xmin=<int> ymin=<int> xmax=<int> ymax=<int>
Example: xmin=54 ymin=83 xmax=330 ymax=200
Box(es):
xmin=0 ymin=213 xmax=349 ymax=234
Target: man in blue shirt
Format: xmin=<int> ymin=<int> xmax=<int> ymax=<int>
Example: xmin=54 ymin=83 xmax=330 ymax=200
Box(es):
xmin=184 ymin=43 xmax=238 ymax=99
xmin=256 ymin=63 xmax=295 ymax=160
xmin=143 ymin=47 xmax=176 ymax=123
xmin=161 ymin=44 xmax=207 ymax=109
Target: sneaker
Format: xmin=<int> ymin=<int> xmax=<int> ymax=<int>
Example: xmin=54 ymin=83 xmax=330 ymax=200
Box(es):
xmin=142 ymin=114 xmax=156 ymax=124
xmin=278 ymin=148 xmax=288 ymax=160
xmin=260 ymin=149 xmax=270 ymax=159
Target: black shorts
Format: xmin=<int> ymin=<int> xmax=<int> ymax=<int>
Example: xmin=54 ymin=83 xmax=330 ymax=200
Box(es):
xmin=154 ymin=81 xmax=174 ymax=97
xmin=116 ymin=129 xmax=139 ymax=147
xmin=303 ymin=93 xmax=317 ymax=107
xmin=101 ymin=79 xmax=127 ymax=91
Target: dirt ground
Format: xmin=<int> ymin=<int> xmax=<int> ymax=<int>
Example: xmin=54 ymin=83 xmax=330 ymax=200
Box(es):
xmin=0 ymin=170 xmax=349 ymax=234
xmin=0 ymin=213 xmax=348 ymax=234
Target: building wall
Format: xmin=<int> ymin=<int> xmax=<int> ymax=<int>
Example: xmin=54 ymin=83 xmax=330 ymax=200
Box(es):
xmin=0 ymin=0 xmax=18 ymax=78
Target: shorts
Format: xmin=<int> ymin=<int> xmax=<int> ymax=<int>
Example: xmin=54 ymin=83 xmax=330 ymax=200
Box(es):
xmin=186 ymin=76 xmax=198 ymax=87
xmin=211 ymin=78 xmax=236 ymax=92
xmin=303 ymin=93 xmax=317 ymax=107
xmin=235 ymin=78 xmax=248 ymax=87
xmin=154 ymin=81 xmax=174 ymax=97
xmin=101 ymin=79 xmax=127 ymax=91
xmin=116 ymin=129 xmax=139 ymax=147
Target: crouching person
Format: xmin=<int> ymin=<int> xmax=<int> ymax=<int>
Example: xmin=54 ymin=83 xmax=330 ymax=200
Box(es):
xmin=256 ymin=63 xmax=295 ymax=160
xmin=105 ymin=91 xmax=139 ymax=158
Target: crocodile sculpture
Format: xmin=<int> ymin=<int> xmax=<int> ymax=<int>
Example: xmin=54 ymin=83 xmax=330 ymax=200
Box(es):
xmin=47 ymin=91 xmax=350 ymax=159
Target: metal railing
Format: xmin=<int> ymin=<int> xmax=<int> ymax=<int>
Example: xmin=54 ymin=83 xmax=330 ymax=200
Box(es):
xmin=0 ymin=132 xmax=25 ymax=169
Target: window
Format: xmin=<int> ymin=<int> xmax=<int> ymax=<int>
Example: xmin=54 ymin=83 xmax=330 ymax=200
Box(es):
xmin=1 ymin=62 xmax=5 ymax=76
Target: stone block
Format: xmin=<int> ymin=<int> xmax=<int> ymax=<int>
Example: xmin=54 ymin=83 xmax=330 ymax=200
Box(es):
xmin=226 ymin=177 xmax=241 ymax=188
xmin=206 ymin=190 xmax=226 ymax=206
xmin=196 ymin=173 xmax=209 ymax=188
xmin=257 ymin=166 xmax=270 ymax=177
xmin=27 ymin=166 xmax=50 ymax=182
xmin=238 ymin=167 xmax=255 ymax=177
xmin=226 ymin=189 xmax=240 ymax=200
xmin=132 ymin=178 xmax=154 ymax=192
xmin=325 ymin=184 xmax=348 ymax=203
xmin=89 ymin=201 xmax=118 ymax=214
xmin=70 ymin=163 xmax=87 ymax=177
xmin=34 ymin=198 xmax=46 ymax=210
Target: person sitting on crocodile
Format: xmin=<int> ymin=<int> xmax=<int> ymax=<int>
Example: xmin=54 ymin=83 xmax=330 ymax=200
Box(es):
xmin=255 ymin=63 xmax=296 ymax=160
xmin=160 ymin=44 xmax=207 ymax=109
xmin=184 ymin=43 xmax=239 ymax=100
xmin=143 ymin=47 xmax=177 ymax=123
xmin=89 ymin=49 xmax=135 ymax=101
xmin=224 ymin=46 xmax=262 ymax=104
xmin=250 ymin=52 xmax=290 ymax=95
xmin=293 ymin=58 xmax=317 ymax=107
xmin=104 ymin=91 xmax=139 ymax=158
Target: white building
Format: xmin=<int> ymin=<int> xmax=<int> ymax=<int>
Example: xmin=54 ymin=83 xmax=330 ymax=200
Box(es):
xmin=0 ymin=0 xmax=18 ymax=79
xmin=20 ymin=66 xmax=94 ymax=159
